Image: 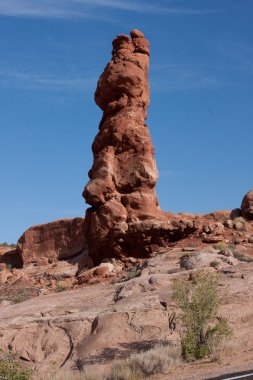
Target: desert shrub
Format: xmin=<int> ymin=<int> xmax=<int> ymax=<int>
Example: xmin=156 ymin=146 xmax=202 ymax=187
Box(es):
xmin=106 ymin=344 xmax=181 ymax=380
xmin=213 ymin=241 xmax=228 ymax=251
xmin=114 ymin=285 xmax=124 ymax=302
xmin=179 ymin=254 xmax=190 ymax=268
xmin=0 ymin=242 xmax=8 ymax=246
xmin=233 ymin=217 xmax=246 ymax=231
xmin=55 ymin=284 xmax=67 ymax=293
xmin=13 ymin=290 xmax=32 ymax=304
xmin=172 ymin=272 xmax=232 ymax=361
xmin=0 ymin=352 xmax=31 ymax=380
xmin=233 ymin=216 xmax=246 ymax=224
xmin=205 ymin=317 xmax=232 ymax=353
xmin=210 ymin=261 xmax=219 ymax=269
xmin=106 ymin=362 xmax=141 ymax=380
xmin=125 ymin=266 xmax=142 ymax=281
xmin=186 ymin=242 xmax=196 ymax=248
xmin=205 ymin=214 xmax=215 ymax=220
xmin=6 ymin=263 xmax=13 ymax=270
xmin=232 ymin=250 xmax=253 ymax=263
xmin=0 ymin=242 xmax=16 ymax=247
xmin=129 ymin=344 xmax=181 ymax=376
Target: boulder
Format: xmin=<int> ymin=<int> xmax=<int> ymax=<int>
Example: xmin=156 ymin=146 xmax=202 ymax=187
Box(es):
xmin=241 ymin=189 xmax=253 ymax=220
xmin=17 ymin=218 xmax=87 ymax=266
xmin=0 ymin=246 xmax=22 ymax=268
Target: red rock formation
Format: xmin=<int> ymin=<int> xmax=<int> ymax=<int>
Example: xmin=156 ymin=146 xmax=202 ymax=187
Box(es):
xmin=84 ymin=30 xmax=158 ymax=215
xmin=83 ymin=30 xmax=197 ymax=263
xmin=17 ymin=218 xmax=86 ymax=266
xmin=241 ymin=189 xmax=253 ymax=220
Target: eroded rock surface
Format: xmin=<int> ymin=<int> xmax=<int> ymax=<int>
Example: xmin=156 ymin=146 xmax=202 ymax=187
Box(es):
xmin=83 ymin=30 xmax=198 ymax=263
xmin=0 ymin=245 xmax=22 ymax=268
xmin=241 ymin=189 xmax=253 ymax=220
xmin=0 ymin=249 xmax=253 ymax=378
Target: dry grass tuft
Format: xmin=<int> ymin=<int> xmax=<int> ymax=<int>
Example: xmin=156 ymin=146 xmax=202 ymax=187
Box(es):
xmin=106 ymin=362 xmax=142 ymax=380
xmin=47 ymin=369 xmax=100 ymax=380
xmin=128 ymin=344 xmax=182 ymax=376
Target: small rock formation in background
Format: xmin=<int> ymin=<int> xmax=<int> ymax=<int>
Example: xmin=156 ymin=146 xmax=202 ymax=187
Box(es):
xmin=241 ymin=189 xmax=253 ymax=220
xmin=83 ymin=29 xmax=197 ymax=263
xmin=17 ymin=218 xmax=86 ymax=265
xmin=0 ymin=246 xmax=22 ymax=268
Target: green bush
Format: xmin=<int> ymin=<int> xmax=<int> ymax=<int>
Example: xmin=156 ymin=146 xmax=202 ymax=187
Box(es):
xmin=172 ymin=272 xmax=232 ymax=361
xmin=0 ymin=352 xmax=31 ymax=380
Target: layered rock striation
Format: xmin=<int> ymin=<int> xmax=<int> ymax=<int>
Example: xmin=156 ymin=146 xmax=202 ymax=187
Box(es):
xmin=83 ymin=30 xmax=197 ymax=263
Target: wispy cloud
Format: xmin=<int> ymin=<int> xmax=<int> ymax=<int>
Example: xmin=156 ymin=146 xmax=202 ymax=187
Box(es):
xmin=150 ymin=63 xmax=220 ymax=92
xmin=207 ymin=38 xmax=253 ymax=84
xmin=0 ymin=0 xmax=218 ymax=19
xmin=0 ymin=61 xmax=96 ymax=92
xmin=0 ymin=60 xmax=219 ymax=94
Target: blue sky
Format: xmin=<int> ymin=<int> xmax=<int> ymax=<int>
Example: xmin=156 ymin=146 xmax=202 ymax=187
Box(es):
xmin=0 ymin=0 xmax=253 ymax=243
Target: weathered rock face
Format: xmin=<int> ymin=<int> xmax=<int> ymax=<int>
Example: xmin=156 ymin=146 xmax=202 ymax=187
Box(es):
xmin=83 ymin=30 xmax=197 ymax=263
xmin=241 ymin=189 xmax=253 ymax=220
xmin=17 ymin=218 xmax=87 ymax=266
xmin=84 ymin=30 xmax=159 ymax=216
xmin=0 ymin=246 xmax=22 ymax=268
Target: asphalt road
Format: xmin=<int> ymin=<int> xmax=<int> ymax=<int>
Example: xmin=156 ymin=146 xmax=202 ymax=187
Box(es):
xmin=208 ymin=369 xmax=253 ymax=380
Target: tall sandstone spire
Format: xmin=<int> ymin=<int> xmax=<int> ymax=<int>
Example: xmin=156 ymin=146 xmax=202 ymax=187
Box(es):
xmin=83 ymin=30 xmax=196 ymax=263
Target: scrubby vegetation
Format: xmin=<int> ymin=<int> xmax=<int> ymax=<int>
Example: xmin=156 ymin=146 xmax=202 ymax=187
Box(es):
xmin=125 ymin=265 xmax=142 ymax=281
xmin=128 ymin=344 xmax=181 ymax=377
xmin=105 ymin=362 xmax=141 ymax=380
xmin=213 ymin=241 xmax=228 ymax=251
xmin=51 ymin=371 xmax=98 ymax=380
xmin=233 ymin=216 xmax=246 ymax=225
xmin=55 ymin=284 xmax=68 ymax=293
xmin=106 ymin=344 xmax=181 ymax=380
xmin=231 ymin=250 xmax=253 ymax=263
xmin=0 ymin=242 xmax=16 ymax=248
xmin=53 ymin=344 xmax=181 ymax=380
xmin=13 ymin=290 xmax=32 ymax=304
xmin=172 ymin=272 xmax=232 ymax=361
xmin=210 ymin=260 xmax=219 ymax=269
xmin=0 ymin=351 xmax=31 ymax=380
